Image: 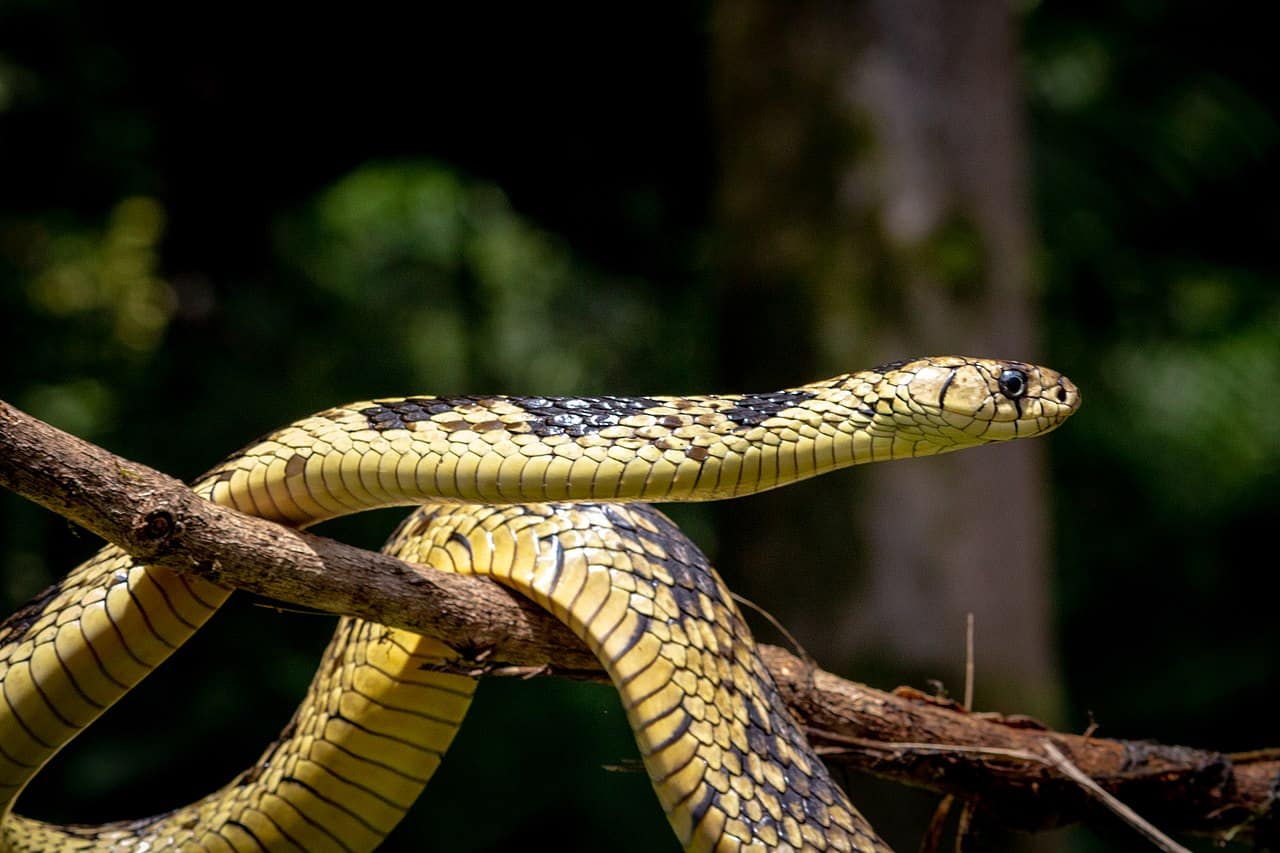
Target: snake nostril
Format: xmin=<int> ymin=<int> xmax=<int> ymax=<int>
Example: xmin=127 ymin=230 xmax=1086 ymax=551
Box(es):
xmin=1056 ymin=386 xmax=1068 ymax=403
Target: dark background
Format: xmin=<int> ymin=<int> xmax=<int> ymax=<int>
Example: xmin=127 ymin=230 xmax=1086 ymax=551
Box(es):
xmin=1 ymin=2 xmax=1277 ymax=851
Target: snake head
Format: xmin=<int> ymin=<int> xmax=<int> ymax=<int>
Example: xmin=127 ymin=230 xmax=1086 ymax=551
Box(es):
xmin=875 ymin=356 xmax=1081 ymax=448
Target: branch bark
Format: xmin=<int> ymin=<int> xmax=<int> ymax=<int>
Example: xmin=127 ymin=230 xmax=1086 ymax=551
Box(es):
xmin=1 ymin=398 xmax=1275 ymax=848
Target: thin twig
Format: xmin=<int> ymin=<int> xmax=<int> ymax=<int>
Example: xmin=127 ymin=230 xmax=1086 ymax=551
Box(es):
xmin=732 ymin=590 xmax=818 ymax=670
xmin=814 ymin=730 xmax=1193 ymax=852
xmin=1229 ymin=747 xmax=1280 ymax=763
xmin=963 ymin=612 xmax=975 ymax=713
xmin=732 ymin=589 xmax=824 ymax=702
xmin=919 ymin=794 xmax=952 ymax=853
xmin=809 ymin=730 xmax=1050 ymax=764
xmin=933 ymin=613 xmax=974 ymax=853
xmin=955 ymin=800 xmax=976 ymax=853
xmin=1041 ymin=742 xmax=1191 ymax=853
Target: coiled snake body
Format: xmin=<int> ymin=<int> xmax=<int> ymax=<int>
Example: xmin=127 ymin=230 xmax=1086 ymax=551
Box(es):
xmin=0 ymin=356 xmax=1079 ymax=851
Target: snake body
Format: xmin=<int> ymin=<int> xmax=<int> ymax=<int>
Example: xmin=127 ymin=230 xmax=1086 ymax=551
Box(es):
xmin=0 ymin=356 xmax=1079 ymax=851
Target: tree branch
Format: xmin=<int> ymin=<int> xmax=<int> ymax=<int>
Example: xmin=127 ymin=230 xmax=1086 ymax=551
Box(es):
xmin=0 ymin=398 xmax=601 ymax=674
xmin=1 ymin=399 xmax=1275 ymax=848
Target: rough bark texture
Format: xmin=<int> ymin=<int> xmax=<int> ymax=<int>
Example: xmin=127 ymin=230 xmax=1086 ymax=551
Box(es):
xmin=2 ymin=398 xmax=1275 ymax=848
xmin=0 ymin=399 xmax=601 ymax=675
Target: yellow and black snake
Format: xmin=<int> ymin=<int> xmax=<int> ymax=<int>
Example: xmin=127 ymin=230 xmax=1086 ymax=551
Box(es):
xmin=0 ymin=356 xmax=1079 ymax=851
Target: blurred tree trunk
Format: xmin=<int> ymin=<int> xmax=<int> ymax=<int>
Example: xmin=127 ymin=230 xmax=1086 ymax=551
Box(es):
xmin=711 ymin=0 xmax=1059 ymax=724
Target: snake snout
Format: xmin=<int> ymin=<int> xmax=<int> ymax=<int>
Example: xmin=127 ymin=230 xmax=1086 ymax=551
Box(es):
xmin=1055 ymin=373 xmax=1081 ymax=409
xmin=1036 ymin=368 xmax=1081 ymax=423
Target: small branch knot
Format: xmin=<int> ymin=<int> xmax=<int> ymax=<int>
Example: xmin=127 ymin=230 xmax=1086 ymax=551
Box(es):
xmin=136 ymin=509 xmax=177 ymax=543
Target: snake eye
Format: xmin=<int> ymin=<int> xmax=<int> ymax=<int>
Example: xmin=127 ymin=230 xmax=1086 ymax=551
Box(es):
xmin=998 ymin=368 xmax=1028 ymax=399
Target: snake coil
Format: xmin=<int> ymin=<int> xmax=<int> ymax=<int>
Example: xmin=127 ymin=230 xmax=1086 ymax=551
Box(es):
xmin=0 ymin=356 xmax=1078 ymax=852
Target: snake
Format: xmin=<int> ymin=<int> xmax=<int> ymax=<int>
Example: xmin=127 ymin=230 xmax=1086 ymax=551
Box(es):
xmin=0 ymin=356 xmax=1078 ymax=852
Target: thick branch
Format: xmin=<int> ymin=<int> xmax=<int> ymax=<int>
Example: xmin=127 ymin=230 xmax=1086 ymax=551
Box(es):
xmin=0 ymin=399 xmax=600 ymax=673
xmin=1 ymin=399 xmax=1275 ymax=847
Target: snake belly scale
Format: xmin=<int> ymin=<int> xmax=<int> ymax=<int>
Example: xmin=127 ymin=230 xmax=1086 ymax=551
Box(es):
xmin=0 ymin=356 xmax=1079 ymax=851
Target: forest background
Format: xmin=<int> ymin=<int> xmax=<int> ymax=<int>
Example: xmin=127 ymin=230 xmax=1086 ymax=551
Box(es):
xmin=1 ymin=2 xmax=1277 ymax=851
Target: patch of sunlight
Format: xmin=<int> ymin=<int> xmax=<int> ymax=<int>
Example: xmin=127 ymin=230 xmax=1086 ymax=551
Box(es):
xmin=25 ymin=197 xmax=175 ymax=356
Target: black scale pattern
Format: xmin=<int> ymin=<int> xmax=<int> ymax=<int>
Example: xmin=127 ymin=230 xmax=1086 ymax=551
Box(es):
xmin=602 ymin=504 xmax=852 ymax=844
xmin=361 ymin=390 xmax=817 ymax=435
xmin=718 ymin=391 xmax=817 ymax=427
xmin=361 ymin=395 xmax=662 ymax=437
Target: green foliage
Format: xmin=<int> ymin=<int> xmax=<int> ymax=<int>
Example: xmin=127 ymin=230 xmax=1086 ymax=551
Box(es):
xmin=276 ymin=161 xmax=696 ymax=395
xmin=26 ymin=197 xmax=173 ymax=355
xmin=11 ymin=198 xmax=172 ymax=438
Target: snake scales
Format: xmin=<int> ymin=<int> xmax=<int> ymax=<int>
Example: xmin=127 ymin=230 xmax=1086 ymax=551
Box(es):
xmin=0 ymin=356 xmax=1078 ymax=851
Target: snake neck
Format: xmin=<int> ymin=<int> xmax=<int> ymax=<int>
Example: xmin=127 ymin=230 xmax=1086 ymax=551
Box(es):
xmin=200 ymin=358 xmax=1078 ymax=527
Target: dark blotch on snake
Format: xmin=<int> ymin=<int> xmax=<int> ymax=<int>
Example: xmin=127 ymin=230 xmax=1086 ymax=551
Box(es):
xmin=720 ymin=391 xmax=815 ymax=427
xmin=362 ymin=395 xmax=664 ymax=437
